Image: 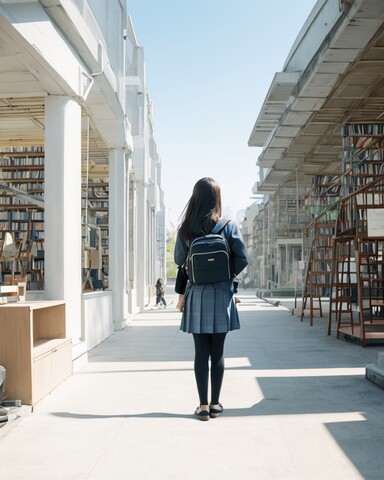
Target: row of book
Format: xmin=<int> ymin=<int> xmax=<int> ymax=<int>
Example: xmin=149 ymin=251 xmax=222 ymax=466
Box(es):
xmin=0 ymin=171 xmax=44 ymax=179
xmin=88 ymin=200 xmax=108 ymax=209
xmin=343 ymin=124 xmax=384 ymax=136
xmin=0 ymin=222 xmax=38 ymax=231
xmin=2 ymin=182 xmax=43 ymax=191
xmin=0 ymin=156 xmax=45 ymax=166
xmin=0 ymin=211 xmax=38 ymax=220
xmin=0 ymin=146 xmax=44 ymax=153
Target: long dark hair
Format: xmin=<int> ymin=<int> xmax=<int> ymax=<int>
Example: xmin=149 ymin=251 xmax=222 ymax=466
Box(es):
xmin=179 ymin=177 xmax=222 ymax=240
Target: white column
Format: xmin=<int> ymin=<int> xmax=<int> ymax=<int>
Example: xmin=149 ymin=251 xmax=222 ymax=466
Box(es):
xmin=109 ymin=148 xmax=128 ymax=329
xmin=136 ymin=181 xmax=148 ymax=311
xmin=44 ymin=96 xmax=82 ymax=341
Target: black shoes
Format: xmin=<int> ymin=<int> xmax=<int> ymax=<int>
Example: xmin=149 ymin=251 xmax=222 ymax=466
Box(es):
xmin=209 ymin=403 xmax=223 ymax=418
xmin=194 ymin=403 xmax=224 ymax=420
xmin=194 ymin=406 xmax=210 ymax=421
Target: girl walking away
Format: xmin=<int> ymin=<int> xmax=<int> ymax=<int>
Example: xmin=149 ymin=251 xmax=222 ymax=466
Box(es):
xmin=155 ymin=278 xmax=167 ymax=308
xmin=174 ymin=177 xmax=248 ymax=421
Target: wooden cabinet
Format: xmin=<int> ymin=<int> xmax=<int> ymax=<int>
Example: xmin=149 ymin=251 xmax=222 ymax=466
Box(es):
xmin=0 ymin=301 xmax=71 ymax=406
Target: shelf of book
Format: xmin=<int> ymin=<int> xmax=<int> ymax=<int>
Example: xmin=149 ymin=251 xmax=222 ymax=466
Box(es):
xmin=329 ymin=137 xmax=384 ymax=344
xmin=301 ymin=124 xmax=384 ymax=342
xmin=82 ymin=180 xmax=109 ymax=290
xmin=342 ymin=123 xmax=384 ymax=193
xmin=0 ymin=148 xmax=45 ymax=290
xmin=303 ymin=175 xmax=341 ymax=220
xmin=301 ymin=212 xmax=337 ymax=325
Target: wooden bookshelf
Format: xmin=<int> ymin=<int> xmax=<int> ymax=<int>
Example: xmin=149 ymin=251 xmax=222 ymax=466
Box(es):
xmin=304 ymin=175 xmax=341 ymax=221
xmin=342 ymin=123 xmax=384 ymax=193
xmin=299 ymin=125 xmax=384 ymax=342
xmin=328 ymin=235 xmax=356 ymax=336
xmin=82 ymin=180 xmax=109 ymax=290
xmin=0 ymin=148 xmax=45 ymax=290
xmin=327 ymin=125 xmax=384 ymax=343
xmin=301 ymin=206 xmax=338 ymax=325
xmin=0 ymin=300 xmax=71 ymax=405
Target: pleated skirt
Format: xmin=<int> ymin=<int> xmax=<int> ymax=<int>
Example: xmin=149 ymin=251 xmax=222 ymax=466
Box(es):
xmin=180 ymin=279 xmax=240 ymax=334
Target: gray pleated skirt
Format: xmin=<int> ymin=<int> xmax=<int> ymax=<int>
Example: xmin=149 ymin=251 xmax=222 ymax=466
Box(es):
xmin=180 ymin=279 xmax=240 ymax=334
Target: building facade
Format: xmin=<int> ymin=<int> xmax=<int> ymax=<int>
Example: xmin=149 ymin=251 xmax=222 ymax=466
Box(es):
xmin=247 ymin=0 xmax=384 ymax=294
xmin=0 ymin=0 xmax=165 ymax=369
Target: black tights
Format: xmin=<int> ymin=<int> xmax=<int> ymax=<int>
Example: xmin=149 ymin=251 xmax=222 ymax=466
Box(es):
xmin=192 ymin=333 xmax=227 ymax=405
xmin=156 ymin=295 xmax=166 ymax=306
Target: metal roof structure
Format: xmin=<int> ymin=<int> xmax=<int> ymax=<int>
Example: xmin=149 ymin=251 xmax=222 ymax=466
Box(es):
xmin=0 ymin=2 xmax=124 ymax=175
xmin=249 ymin=0 xmax=384 ymax=193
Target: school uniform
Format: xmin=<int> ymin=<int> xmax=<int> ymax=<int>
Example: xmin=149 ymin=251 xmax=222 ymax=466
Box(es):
xmin=174 ymin=220 xmax=248 ymax=334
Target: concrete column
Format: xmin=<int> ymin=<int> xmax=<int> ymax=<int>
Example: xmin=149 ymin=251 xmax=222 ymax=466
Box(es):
xmin=109 ymin=148 xmax=128 ymax=329
xmin=44 ymin=96 xmax=82 ymax=341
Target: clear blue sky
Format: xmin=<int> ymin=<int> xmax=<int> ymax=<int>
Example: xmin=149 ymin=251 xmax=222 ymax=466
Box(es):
xmin=127 ymin=0 xmax=318 ymax=225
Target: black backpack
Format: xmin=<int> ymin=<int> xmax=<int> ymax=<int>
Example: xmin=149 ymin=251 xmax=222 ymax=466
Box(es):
xmin=188 ymin=220 xmax=232 ymax=284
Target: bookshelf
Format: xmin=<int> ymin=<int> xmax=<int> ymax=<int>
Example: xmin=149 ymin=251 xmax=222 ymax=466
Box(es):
xmin=82 ymin=179 xmax=109 ymax=290
xmin=331 ymin=177 xmax=384 ymax=344
xmin=300 ymin=182 xmax=339 ymax=325
xmin=0 ymin=147 xmax=45 ymax=290
xmin=342 ymin=123 xmax=384 ymax=193
xmin=304 ymin=175 xmax=341 ymax=220
xmin=300 ymin=176 xmax=341 ymax=323
xmin=301 ymin=214 xmax=336 ymax=325
xmin=356 ymin=237 xmax=384 ymax=336
xmin=0 ymin=300 xmax=71 ymax=405
xmin=325 ymin=124 xmax=384 ymax=343
xmin=301 ymin=125 xmax=384 ymax=341
xmin=327 ymin=235 xmax=356 ymax=336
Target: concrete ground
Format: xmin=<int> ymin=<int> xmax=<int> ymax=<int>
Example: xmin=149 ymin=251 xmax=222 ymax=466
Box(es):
xmin=1 ymin=286 xmax=384 ymax=479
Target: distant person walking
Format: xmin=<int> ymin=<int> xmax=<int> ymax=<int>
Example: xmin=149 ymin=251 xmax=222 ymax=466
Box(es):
xmin=155 ymin=278 xmax=167 ymax=309
xmin=174 ymin=177 xmax=248 ymax=421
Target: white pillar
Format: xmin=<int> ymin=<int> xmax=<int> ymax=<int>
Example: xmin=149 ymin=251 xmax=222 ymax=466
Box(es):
xmin=109 ymin=148 xmax=128 ymax=329
xmin=136 ymin=181 xmax=147 ymax=311
xmin=44 ymin=96 xmax=82 ymax=341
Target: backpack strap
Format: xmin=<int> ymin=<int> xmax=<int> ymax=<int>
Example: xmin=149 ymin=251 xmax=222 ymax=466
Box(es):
xmin=212 ymin=219 xmax=230 ymax=235
xmin=186 ymin=219 xmax=230 ymax=247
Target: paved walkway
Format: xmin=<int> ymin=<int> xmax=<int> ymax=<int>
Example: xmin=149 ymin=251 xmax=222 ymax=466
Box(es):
xmin=1 ymin=287 xmax=384 ymax=479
